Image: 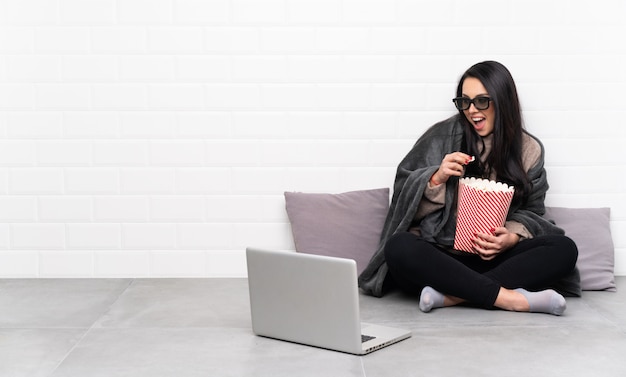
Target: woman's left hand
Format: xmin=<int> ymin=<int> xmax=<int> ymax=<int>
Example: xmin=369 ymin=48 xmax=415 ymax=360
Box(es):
xmin=472 ymin=227 xmax=520 ymax=261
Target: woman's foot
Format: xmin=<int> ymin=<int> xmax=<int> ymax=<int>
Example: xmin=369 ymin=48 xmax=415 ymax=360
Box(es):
xmin=514 ymin=288 xmax=566 ymax=316
xmin=419 ymin=286 xmax=445 ymax=313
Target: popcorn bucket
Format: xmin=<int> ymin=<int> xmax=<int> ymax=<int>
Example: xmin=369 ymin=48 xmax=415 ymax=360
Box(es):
xmin=454 ymin=177 xmax=515 ymax=253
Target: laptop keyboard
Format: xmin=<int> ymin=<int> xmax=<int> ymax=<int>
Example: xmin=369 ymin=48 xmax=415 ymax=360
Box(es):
xmin=361 ymin=334 xmax=376 ymax=343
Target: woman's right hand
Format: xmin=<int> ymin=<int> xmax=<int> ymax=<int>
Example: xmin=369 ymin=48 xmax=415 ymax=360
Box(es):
xmin=431 ymin=152 xmax=474 ymax=185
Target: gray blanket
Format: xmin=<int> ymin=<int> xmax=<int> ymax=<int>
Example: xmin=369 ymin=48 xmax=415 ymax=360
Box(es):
xmin=358 ymin=115 xmax=575 ymax=297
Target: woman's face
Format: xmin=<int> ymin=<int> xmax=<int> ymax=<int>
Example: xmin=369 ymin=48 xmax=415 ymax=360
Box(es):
xmin=461 ymin=77 xmax=495 ymax=137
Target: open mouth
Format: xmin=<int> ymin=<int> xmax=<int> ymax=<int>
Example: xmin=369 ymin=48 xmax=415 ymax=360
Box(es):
xmin=472 ymin=117 xmax=486 ymax=130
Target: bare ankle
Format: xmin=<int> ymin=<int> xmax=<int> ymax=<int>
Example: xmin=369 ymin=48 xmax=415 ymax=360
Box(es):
xmin=495 ymin=288 xmax=530 ymax=312
xmin=443 ymin=295 xmax=464 ymax=307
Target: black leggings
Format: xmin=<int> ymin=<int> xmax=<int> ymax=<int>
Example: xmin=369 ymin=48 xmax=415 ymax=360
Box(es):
xmin=384 ymin=232 xmax=578 ymax=308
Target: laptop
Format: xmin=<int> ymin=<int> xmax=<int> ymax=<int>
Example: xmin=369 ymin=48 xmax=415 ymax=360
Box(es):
xmin=245 ymin=247 xmax=411 ymax=355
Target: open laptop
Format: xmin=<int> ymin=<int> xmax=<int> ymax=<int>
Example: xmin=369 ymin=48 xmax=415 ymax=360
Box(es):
xmin=245 ymin=247 xmax=411 ymax=355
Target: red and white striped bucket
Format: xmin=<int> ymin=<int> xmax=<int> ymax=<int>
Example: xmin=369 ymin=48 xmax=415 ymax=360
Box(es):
xmin=454 ymin=177 xmax=514 ymax=253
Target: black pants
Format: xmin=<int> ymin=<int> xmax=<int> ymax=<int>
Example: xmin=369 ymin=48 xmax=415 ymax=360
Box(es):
xmin=384 ymin=232 xmax=578 ymax=308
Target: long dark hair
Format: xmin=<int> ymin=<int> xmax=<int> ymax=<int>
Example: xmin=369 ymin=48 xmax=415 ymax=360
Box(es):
xmin=457 ymin=61 xmax=530 ymax=203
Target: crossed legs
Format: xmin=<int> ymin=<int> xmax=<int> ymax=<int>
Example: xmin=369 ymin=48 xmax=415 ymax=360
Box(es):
xmin=384 ymin=232 xmax=577 ymax=315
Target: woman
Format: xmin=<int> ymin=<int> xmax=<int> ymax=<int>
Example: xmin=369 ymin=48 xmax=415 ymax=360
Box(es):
xmin=358 ymin=61 xmax=579 ymax=315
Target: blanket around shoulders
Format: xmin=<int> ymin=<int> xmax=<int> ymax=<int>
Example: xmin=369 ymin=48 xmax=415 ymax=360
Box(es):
xmin=357 ymin=115 xmax=565 ymax=297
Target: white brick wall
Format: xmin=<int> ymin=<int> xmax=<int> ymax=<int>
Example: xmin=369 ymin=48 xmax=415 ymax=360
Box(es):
xmin=0 ymin=0 xmax=625 ymax=277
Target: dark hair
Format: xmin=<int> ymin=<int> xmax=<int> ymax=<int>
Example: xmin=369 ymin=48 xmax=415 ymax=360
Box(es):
xmin=457 ymin=61 xmax=530 ymax=202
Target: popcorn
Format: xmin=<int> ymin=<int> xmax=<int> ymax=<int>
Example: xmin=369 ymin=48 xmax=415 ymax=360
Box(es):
xmin=453 ymin=177 xmax=515 ymax=253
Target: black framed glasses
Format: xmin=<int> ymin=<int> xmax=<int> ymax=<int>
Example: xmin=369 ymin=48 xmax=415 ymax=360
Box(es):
xmin=452 ymin=96 xmax=492 ymax=111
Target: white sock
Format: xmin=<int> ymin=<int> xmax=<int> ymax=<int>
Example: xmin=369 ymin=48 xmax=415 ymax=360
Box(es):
xmin=515 ymin=288 xmax=566 ymax=316
xmin=419 ymin=286 xmax=445 ymax=313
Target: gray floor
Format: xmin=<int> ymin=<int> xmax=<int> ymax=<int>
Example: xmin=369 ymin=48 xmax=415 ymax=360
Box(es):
xmin=1 ymin=278 xmax=625 ymax=377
